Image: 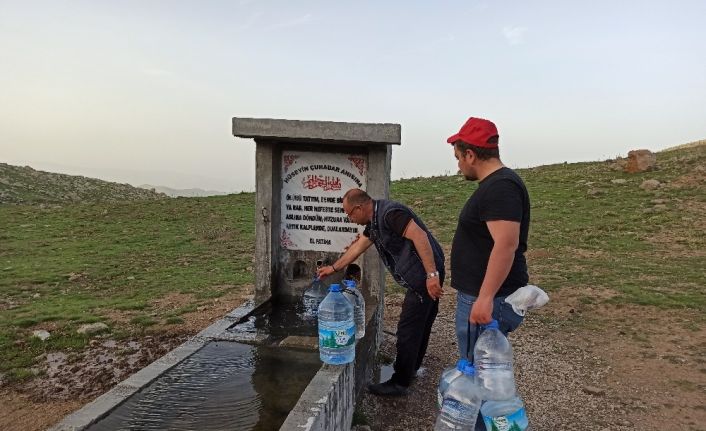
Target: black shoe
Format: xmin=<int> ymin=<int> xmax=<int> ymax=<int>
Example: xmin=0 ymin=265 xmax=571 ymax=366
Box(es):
xmin=367 ymin=380 xmax=408 ymax=397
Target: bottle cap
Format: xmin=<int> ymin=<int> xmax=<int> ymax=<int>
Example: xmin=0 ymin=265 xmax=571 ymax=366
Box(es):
xmin=329 ymin=284 xmax=342 ymax=293
xmin=456 ymin=358 xmax=469 ymax=371
xmin=483 ymin=319 xmax=499 ymax=330
xmin=343 ymin=279 xmax=356 ymax=289
xmin=461 ymin=363 xmax=476 ymax=376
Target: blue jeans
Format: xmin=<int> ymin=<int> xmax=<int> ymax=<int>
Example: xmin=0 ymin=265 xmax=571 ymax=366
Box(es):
xmin=454 ymin=291 xmax=524 ymax=361
xmin=455 ymin=291 xmax=524 ymax=430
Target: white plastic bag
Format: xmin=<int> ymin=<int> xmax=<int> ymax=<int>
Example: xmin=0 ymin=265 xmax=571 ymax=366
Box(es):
xmin=504 ymin=285 xmax=549 ymax=316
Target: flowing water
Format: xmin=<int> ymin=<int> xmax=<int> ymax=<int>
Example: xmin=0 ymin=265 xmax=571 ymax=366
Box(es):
xmin=228 ymin=297 xmax=318 ymax=339
xmin=88 ymin=341 xmax=321 ymax=431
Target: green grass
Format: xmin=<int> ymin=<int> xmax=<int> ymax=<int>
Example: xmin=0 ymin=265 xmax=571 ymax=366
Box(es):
xmin=0 ymin=193 xmax=255 ymax=382
xmin=1 ymin=143 xmax=704 ymax=384
xmin=390 ymin=143 xmax=706 ymax=312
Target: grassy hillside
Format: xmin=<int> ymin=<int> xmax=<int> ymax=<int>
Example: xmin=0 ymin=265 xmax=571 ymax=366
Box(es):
xmin=0 ymin=163 xmax=167 ymax=204
xmin=0 ymin=193 xmax=255 ymax=381
xmin=393 ymin=143 xmax=705 ymax=311
xmin=0 ymin=143 xmax=704 ymax=383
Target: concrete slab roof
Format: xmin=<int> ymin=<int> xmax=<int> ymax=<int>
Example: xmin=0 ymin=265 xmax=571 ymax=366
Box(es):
xmin=232 ymin=117 xmax=401 ymax=145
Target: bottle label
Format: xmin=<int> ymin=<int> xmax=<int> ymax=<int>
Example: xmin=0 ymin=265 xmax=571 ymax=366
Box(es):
xmin=318 ymin=319 xmax=355 ymax=349
xmin=482 ymin=407 xmax=529 ymax=431
xmin=440 ymin=397 xmax=477 ymax=426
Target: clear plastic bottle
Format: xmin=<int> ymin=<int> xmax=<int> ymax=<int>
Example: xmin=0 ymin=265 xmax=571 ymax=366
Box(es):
xmin=473 ymin=319 xmax=517 ymax=400
xmin=481 ymin=395 xmax=530 ymax=431
xmin=434 ymin=363 xmax=483 ymax=431
xmin=303 ymin=275 xmax=328 ymax=320
xmin=342 ymin=279 xmax=365 ymax=340
xmin=437 ymin=358 xmax=469 ymax=409
xmin=317 ymin=284 xmax=356 ymax=365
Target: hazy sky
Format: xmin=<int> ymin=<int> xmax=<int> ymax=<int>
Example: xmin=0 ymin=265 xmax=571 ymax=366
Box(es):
xmin=2 ymin=1 xmax=705 ymax=192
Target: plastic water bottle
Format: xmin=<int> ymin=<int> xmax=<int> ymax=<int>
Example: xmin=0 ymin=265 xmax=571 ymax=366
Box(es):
xmin=434 ymin=363 xmax=483 ymax=430
xmin=317 ymin=284 xmax=355 ymax=365
xmin=437 ymin=358 xmax=469 ymax=409
xmin=342 ymin=279 xmax=365 ymax=339
xmin=481 ymin=395 xmax=530 ymax=431
xmin=303 ymin=275 xmax=328 ymax=320
xmin=473 ymin=319 xmax=517 ymax=400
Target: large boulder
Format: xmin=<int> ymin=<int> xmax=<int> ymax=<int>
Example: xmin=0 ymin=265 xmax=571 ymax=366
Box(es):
xmin=624 ymin=149 xmax=656 ymax=173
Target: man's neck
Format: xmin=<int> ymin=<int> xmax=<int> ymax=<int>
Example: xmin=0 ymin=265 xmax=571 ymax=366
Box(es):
xmin=476 ymin=159 xmax=505 ymax=182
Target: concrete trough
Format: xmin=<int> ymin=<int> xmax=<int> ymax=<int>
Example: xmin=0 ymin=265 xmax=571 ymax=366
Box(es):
xmin=51 ymin=295 xmax=382 ymax=431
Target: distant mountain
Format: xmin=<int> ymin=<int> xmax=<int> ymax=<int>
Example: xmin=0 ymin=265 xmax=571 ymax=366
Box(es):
xmin=138 ymin=184 xmax=228 ymax=197
xmin=0 ymin=163 xmax=168 ymax=204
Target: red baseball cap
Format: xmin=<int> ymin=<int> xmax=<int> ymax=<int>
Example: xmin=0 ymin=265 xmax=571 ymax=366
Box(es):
xmin=446 ymin=117 xmax=499 ymax=148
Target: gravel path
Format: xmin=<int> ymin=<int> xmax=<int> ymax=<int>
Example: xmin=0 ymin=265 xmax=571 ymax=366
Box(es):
xmin=356 ymin=291 xmax=704 ymax=431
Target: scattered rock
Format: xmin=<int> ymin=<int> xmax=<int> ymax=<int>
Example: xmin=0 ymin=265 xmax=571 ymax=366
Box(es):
xmin=126 ymin=276 xmax=135 ymax=280
xmin=67 ymin=272 xmax=84 ymax=282
xmin=587 ymin=188 xmax=603 ymax=196
xmin=651 ymin=199 xmax=667 ymax=204
xmin=640 ymin=179 xmax=661 ymax=190
xmin=32 ymin=330 xmax=51 ymax=341
xmin=196 ymin=305 xmax=208 ymax=312
xmin=624 ymin=149 xmax=656 ymax=173
xmin=32 ymin=293 xmax=41 ymax=299
xmin=583 ymin=385 xmax=606 ymax=396
xmin=610 ymin=179 xmax=627 ymax=184
xmin=77 ymin=322 xmax=109 ymax=335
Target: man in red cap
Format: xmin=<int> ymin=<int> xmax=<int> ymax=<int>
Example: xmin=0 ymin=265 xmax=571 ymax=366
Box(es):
xmin=447 ymin=117 xmax=530 ymax=367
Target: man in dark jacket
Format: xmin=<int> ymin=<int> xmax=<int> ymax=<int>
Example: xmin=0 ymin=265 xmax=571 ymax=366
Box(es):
xmin=317 ymin=188 xmax=444 ymax=397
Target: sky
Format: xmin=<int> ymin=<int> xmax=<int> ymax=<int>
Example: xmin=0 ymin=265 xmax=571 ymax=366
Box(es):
xmin=2 ymin=0 xmax=705 ymax=193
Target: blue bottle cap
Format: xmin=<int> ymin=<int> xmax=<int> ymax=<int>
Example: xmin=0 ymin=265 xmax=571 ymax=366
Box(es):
xmin=461 ymin=363 xmax=476 ymax=376
xmin=482 ymin=319 xmax=499 ymax=330
xmin=329 ymin=283 xmax=342 ymax=292
xmin=456 ymin=358 xmax=469 ymax=371
xmin=343 ymin=279 xmax=356 ymax=289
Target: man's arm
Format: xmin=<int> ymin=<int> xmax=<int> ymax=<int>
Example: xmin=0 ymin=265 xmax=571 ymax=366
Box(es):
xmin=403 ymin=220 xmax=442 ymax=300
xmin=469 ymin=220 xmax=520 ymax=324
xmin=317 ymin=235 xmax=373 ymax=279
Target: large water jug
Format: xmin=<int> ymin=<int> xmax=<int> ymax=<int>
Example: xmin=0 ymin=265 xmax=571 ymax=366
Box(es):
xmin=481 ymin=395 xmax=530 ymax=431
xmin=317 ymin=284 xmax=355 ymax=365
xmin=437 ymin=358 xmax=469 ymax=409
xmin=303 ymin=275 xmax=328 ymax=320
xmin=434 ymin=363 xmax=483 ymax=431
xmin=342 ymin=279 xmax=365 ymax=339
xmin=473 ymin=319 xmax=516 ymax=400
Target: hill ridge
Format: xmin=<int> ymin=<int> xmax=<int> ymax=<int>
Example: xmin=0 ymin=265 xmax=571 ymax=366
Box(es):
xmin=0 ymin=163 xmax=167 ymax=204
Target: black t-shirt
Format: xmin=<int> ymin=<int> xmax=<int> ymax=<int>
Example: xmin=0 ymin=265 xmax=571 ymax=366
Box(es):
xmin=363 ymin=209 xmax=411 ymax=238
xmin=450 ymin=167 xmax=530 ymax=297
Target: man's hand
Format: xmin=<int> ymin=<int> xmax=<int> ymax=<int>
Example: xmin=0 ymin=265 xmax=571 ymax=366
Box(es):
xmin=316 ymin=265 xmax=336 ymax=280
xmin=469 ymin=296 xmax=493 ymax=324
xmin=426 ymin=277 xmax=442 ymax=301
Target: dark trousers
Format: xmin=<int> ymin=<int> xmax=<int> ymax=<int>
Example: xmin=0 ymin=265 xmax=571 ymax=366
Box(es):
xmin=390 ymin=287 xmax=439 ymax=387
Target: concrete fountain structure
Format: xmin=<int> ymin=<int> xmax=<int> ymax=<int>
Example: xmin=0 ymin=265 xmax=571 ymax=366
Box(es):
xmin=51 ymin=118 xmax=400 ymax=431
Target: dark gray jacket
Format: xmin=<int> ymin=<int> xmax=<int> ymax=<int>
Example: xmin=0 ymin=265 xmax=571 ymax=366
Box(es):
xmin=366 ymin=199 xmax=445 ymax=295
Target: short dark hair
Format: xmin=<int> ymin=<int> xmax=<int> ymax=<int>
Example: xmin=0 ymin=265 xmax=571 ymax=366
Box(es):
xmin=454 ymin=136 xmax=499 ymax=160
xmin=343 ymin=188 xmax=372 ymax=206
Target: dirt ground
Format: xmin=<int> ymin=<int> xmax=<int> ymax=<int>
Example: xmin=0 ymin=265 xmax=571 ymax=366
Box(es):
xmin=359 ymin=289 xmax=706 ymax=431
xmin=0 ymin=290 xmax=251 ymax=431
xmin=2 ymin=286 xmax=705 ymax=431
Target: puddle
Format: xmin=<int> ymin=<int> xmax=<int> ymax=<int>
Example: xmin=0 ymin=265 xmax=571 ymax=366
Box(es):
xmin=87 ymin=341 xmax=321 ymax=431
